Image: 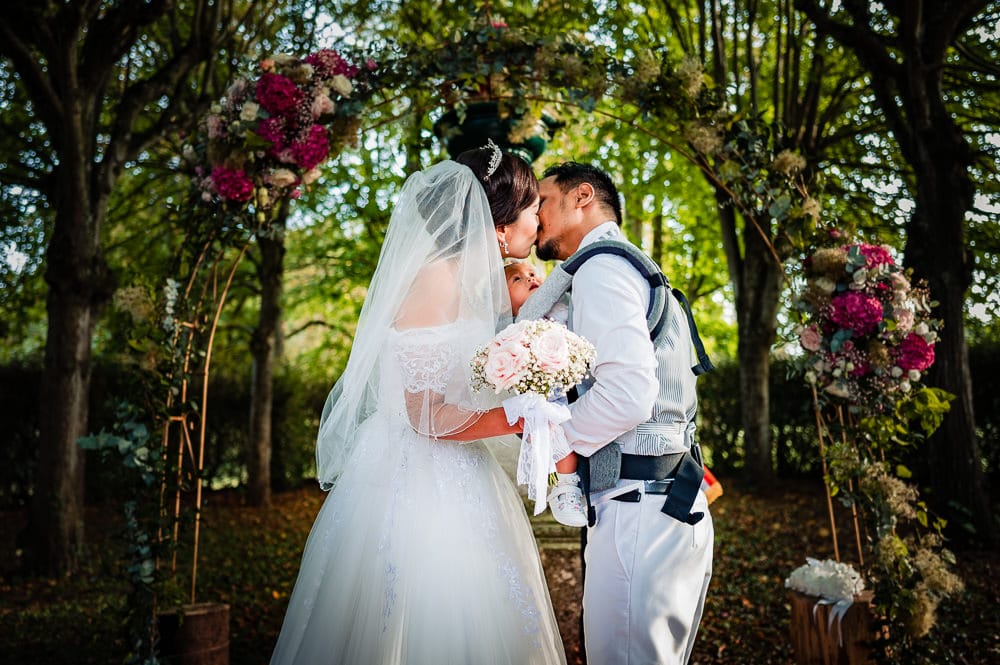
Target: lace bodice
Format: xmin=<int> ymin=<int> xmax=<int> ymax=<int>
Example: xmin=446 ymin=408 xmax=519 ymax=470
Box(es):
xmin=383 ymin=321 xmax=496 ymax=437
xmin=391 ymin=325 xmax=461 ymax=394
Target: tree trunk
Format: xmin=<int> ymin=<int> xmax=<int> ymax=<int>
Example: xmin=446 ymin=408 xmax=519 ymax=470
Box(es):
xmin=29 ymin=292 xmax=91 ymax=574
xmin=27 ymin=174 xmax=112 ymax=573
xmin=736 ymin=222 xmax=782 ymax=481
xmin=247 ymin=215 xmax=287 ymax=507
xmin=794 ymin=0 xmax=995 ymax=546
xmin=903 ymin=127 xmax=993 ymax=542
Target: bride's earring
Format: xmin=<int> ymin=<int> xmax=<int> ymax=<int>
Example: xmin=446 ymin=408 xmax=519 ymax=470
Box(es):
xmin=502 ymin=240 xmax=509 ymax=256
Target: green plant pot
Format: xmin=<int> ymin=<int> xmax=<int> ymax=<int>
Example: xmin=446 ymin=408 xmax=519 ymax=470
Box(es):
xmin=433 ymin=101 xmax=562 ymax=163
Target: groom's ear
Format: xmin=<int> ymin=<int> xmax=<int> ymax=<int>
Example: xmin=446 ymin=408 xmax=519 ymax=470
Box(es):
xmin=575 ymin=183 xmax=596 ymax=209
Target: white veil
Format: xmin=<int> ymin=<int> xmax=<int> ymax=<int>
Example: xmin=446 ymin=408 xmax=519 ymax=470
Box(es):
xmin=316 ymin=160 xmax=511 ymax=489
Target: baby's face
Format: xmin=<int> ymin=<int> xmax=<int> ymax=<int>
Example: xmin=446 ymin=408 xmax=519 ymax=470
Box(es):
xmin=505 ymin=263 xmax=543 ymax=315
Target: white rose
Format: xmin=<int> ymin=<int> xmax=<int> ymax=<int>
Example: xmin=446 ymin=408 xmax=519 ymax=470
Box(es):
xmin=804 ymin=370 xmax=817 ymax=384
xmin=331 ymin=74 xmax=353 ymax=97
xmin=266 ymin=168 xmax=298 ymax=187
xmin=908 ymin=369 xmax=921 ymax=381
xmin=301 ymin=168 xmax=322 ymax=185
xmin=891 ymin=366 xmax=903 ymax=378
xmin=824 ymin=382 xmax=851 ymax=399
xmin=533 ymin=327 xmax=570 ymax=373
xmin=914 ymin=322 xmax=930 ymax=336
xmin=900 ymin=380 xmax=912 ymax=393
xmin=813 ymin=277 xmax=837 ymax=294
xmin=240 ymin=101 xmax=260 ymax=122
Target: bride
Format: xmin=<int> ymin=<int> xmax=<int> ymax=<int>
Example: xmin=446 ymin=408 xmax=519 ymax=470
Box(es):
xmin=269 ymin=143 xmax=567 ymax=664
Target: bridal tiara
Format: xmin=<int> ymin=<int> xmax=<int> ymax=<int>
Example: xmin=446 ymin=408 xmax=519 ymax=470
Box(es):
xmin=484 ymin=139 xmax=502 ymax=179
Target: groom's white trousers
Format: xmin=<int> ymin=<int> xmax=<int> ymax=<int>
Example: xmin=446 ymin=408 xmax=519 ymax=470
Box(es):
xmin=583 ymin=487 xmax=713 ymax=665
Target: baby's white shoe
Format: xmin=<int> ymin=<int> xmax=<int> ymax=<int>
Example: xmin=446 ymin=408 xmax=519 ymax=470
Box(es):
xmin=548 ymin=474 xmax=587 ymax=527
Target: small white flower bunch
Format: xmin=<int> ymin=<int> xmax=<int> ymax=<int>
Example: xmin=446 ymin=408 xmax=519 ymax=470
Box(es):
xmin=471 ymin=319 xmax=595 ymax=397
xmin=786 ymin=557 xmax=865 ymax=602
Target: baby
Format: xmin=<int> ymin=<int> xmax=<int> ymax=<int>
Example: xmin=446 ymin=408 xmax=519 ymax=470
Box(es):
xmin=505 ymin=261 xmax=587 ymax=527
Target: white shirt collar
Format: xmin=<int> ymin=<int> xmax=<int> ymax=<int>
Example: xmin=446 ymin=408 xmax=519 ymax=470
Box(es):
xmin=578 ymin=221 xmax=622 ymax=250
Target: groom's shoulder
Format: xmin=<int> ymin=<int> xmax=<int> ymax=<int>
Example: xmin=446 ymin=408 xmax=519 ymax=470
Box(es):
xmin=569 ymin=239 xmax=653 ymax=279
xmin=571 ymin=245 xmax=650 ymax=295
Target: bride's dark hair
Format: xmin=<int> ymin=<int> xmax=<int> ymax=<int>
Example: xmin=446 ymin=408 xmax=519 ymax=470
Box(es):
xmin=455 ymin=147 xmax=538 ymax=228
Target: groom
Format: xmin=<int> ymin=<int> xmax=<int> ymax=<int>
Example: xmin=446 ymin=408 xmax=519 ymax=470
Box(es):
xmin=526 ymin=162 xmax=714 ymax=664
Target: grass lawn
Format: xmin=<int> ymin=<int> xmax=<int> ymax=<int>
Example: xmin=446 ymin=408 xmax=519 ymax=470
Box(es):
xmin=1 ymin=478 xmax=996 ymax=664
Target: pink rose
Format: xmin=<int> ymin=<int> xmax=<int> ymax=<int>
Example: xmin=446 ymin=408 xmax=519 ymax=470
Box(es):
xmin=894 ymin=308 xmax=915 ymax=333
xmin=484 ymin=339 xmax=530 ymax=392
xmin=533 ymin=327 xmax=569 ymax=372
xmin=490 ymin=321 xmax=528 ymax=349
xmin=311 ymin=92 xmax=335 ymax=118
xmin=799 ymin=325 xmax=822 ymax=352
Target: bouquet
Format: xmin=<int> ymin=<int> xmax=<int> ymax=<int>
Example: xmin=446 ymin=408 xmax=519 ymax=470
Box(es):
xmin=471 ymin=319 xmax=595 ymax=514
xmin=793 ymin=241 xmax=941 ymax=414
xmin=185 ymin=49 xmax=375 ymax=216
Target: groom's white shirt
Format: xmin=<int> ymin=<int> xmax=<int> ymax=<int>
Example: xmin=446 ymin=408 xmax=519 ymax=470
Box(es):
xmin=561 ymin=222 xmax=659 ymax=457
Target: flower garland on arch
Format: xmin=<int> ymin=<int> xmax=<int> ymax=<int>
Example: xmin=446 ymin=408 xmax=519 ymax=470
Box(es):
xmin=792 ymin=239 xmax=942 ymax=415
xmin=185 ymin=49 xmax=376 ymax=218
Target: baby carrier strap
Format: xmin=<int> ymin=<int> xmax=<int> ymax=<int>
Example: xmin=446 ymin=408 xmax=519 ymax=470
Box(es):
xmin=559 ymin=239 xmax=714 ymax=376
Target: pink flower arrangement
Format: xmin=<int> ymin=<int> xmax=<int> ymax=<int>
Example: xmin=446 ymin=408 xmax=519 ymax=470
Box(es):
xmin=793 ymin=242 xmax=942 ymax=412
xmin=471 ymin=319 xmax=595 ymax=397
xmin=186 ymin=48 xmax=374 ymax=212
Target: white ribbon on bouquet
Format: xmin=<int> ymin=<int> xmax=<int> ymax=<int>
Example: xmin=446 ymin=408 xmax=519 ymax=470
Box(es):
xmin=503 ymin=393 xmax=571 ymax=516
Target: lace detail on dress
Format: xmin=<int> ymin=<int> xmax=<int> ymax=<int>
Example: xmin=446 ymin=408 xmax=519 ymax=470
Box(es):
xmin=392 ymin=329 xmax=459 ymax=394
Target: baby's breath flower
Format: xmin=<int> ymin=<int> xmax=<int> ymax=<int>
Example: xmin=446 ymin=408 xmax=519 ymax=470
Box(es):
xmin=772 ymin=149 xmax=806 ymax=175
xmin=676 ymin=56 xmax=704 ymax=98
xmin=684 ymin=121 xmax=724 ymax=156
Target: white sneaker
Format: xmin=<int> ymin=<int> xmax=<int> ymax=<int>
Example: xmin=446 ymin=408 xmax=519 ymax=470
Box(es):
xmin=548 ymin=483 xmax=588 ymax=527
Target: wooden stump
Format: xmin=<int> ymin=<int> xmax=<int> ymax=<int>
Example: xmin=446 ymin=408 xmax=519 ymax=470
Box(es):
xmin=158 ymin=602 xmax=230 ymax=665
xmin=788 ymin=590 xmax=876 ymax=665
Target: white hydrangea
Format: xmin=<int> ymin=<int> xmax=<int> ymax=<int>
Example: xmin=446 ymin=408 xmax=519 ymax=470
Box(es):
xmin=786 ymin=558 xmax=865 ymax=602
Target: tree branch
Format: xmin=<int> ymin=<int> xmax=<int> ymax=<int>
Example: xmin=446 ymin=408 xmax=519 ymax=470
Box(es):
xmin=0 ymin=14 xmax=64 ymax=134
xmin=79 ymin=0 xmax=172 ymax=93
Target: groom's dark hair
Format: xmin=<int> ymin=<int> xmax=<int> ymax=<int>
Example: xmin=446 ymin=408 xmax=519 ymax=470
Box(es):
xmin=542 ymin=162 xmax=622 ymax=225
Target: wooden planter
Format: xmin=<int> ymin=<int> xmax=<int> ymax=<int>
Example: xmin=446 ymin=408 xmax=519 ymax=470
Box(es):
xmin=788 ymin=590 xmax=877 ymax=665
xmin=158 ymin=602 xmax=230 ymax=665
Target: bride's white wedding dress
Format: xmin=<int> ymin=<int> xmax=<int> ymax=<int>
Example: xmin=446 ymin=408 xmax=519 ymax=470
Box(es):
xmin=270 ymin=321 xmax=566 ymax=664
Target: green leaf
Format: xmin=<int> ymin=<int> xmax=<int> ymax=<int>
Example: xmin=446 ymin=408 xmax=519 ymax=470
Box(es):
xmin=896 ymin=464 xmax=912 ymax=478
